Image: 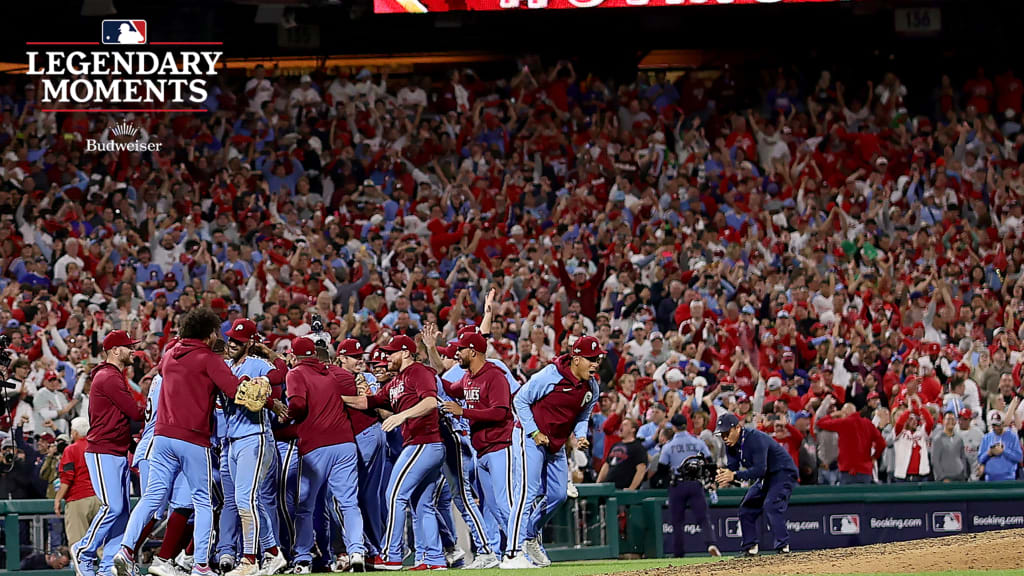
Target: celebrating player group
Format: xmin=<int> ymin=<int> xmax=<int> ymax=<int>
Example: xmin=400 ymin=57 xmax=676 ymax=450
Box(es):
xmin=68 ymin=290 xmax=603 ymax=576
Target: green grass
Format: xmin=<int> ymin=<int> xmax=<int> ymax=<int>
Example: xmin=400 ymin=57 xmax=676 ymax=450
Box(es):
xmin=309 ymin=560 xmax=1024 ymax=576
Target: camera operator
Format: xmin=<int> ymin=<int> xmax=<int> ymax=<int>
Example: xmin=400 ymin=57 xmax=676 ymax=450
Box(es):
xmin=0 ymin=359 xmax=33 ymax=432
xmin=657 ymin=414 xmax=720 ymax=558
xmin=714 ymin=412 xmax=798 ymax=556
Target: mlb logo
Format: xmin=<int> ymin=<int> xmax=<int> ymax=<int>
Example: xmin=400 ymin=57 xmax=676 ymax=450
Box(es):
xmin=724 ymin=517 xmax=742 ymax=538
xmin=829 ymin=514 xmax=860 ymax=535
xmin=102 ymin=20 xmax=147 ymax=45
xmin=933 ymin=512 xmax=962 ymax=533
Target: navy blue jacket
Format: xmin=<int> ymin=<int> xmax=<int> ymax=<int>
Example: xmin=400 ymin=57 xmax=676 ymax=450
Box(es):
xmin=725 ymin=427 xmax=798 ymax=482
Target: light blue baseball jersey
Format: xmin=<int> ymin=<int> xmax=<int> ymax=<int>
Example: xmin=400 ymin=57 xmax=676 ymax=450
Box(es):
xmin=135 ymin=375 xmax=162 ymax=462
xmin=224 ymin=356 xmax=276 ymax=439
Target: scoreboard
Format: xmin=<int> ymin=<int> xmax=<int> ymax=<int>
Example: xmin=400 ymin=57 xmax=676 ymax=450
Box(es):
xmin=374 ymin=0 xmax=854 ymax=14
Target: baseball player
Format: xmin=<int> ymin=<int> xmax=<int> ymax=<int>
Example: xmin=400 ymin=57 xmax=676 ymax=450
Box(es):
xmin=335 ymin=339 xmax=387 ymax=566
xmin=70 ymin=331 xmax=144 ymax=576
xmin=219 ymin=319 xmax=290 ymax=576
xmin=423 ymin=327 xmax=508 ymax=569
xmin=114 ymin=308 xmax=261 ymax=576
xmin=135 ymin=371 xmax=199 ymax=576
xmin=715 ymin=412 xmax=799 ymax=555
xmin=341 ymin=335 xmax=445 ymax=571
xmin=502 ymin=335 xmax=601 ymax=569
xmin=286 ymin=337 xmax=366 ymax=573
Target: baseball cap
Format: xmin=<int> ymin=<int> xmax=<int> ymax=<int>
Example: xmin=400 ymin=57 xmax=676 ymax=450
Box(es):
xmin=370 ymin=348 xmax=389 ymax=366
xmin=103 ymin=330 xmax=140 ymax=351
xmin=39 ymin=433 xmax=56 ymax=443
xmin=956 ymin=362 xmax=971 ymax=374
xmin=571 ymin=336 xmax=604 ymax=359
xmin=228 ymin=319 xmax=258 ymax=342
xmin=379 ymin=335 xmax=416 ymax=353
xmin=867 ymin=391 xmax=880 ymax=400
xmin=670 ymin=414 xmax=688 ymax=429
xmin=292 ymin=338 xmax=316 ymax=358
xmin=741 ymin=305 xmax=756 ymax=315
xmin=210 ymin=297 xmax=227 ymax=310
xmin=649 ymin=331 xmax=664 ymax=342
xmin=766 ymin=376 xmax=783 ymax=390
xmin=736 ymin=391 xmax=750 ymax=403
xmin=337 ymin=339 xmax=364 ymax=358
xmin=456 ymin=332 xmax=486 ymax=354
xmin=44 ymin=371 xmax=60 ymax=381
xmin=163 ymin=272 xmax=177 ymax=282
xmin=988 ymin=411 xmax=1004 ymax=426
xmin=456 ymin=325 xmax=480 ymax=337
xmin=794 ymin=410 xmax=812 ymax=421
xmin=958 ymin=408 xmax=973 ymax=420
xmin=228 ymin=304 xmax=242 ymax=313
xmin=715 ymin=412 xmax=740 ymax=435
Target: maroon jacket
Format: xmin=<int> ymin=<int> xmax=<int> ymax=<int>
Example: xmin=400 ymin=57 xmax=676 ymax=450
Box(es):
xmin=86 ymin=363 xmax=144 ymax=456
xmin=367 ymin=362 xmax=440 ymax=446
xmin=156 ymin=338 xmax=242 ymax=447
xmin=286 ymin=360 xmax=356 ymax=455
xmin=444 ymin=362 xmax=512 ymax=457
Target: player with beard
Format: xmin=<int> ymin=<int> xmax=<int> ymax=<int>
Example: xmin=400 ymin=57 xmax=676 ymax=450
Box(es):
xmin=425 ymin=326 xmax=510 ymax=570
xmin=342 ymin=335 xmax=446 ymax=571
xmin=502 ymin=336 xmax=601 ymax=569
xmin=334 ymin=339 xmax=387 ymax=568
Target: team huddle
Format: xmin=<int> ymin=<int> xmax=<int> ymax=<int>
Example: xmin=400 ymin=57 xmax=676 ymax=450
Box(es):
xmin=68 ymin=305 xmax=604 ymax=576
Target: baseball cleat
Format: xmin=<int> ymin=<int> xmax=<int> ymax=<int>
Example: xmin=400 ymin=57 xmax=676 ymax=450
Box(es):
xmin=373 ymin=557 xmax=402 ymax=571
xmin=218 ymin=556 xmax=235 ymax=575
xmin=226 ymin=559 xmax=259 ymax=576
xmin=522 ymin=538 xmax=550 ymax=568
xmin=408 ymin=565 xmax=446 ymax=571
xmin=260 ymin=551 xmax=287 ymax=576
xmin=707 ymin=545 xmax=722 ymax=557
xmin=443 ymin=548 xmax=464 ymax=568
xmin=148 ymin=557 xmax=181 ymax=576
xmin=290 ymin=562 xmax=311 ymax=575
xmin=191 ymin=565 xmax=216 ymax=576
xmin=463 ymin=553 xmax=499 ymax=570
xmin=777 ymin=545 xmax=791 ymax=554
xmin=330 ymin=554 xmax=349 ymax=573
xmin=112 ymin=548 xmax=139 ymax=576
xmin=349 ymin=553 xmax=365 ymax=572
xmin=744 ymin=545 xmax=759 ymax=557
xmin=498 ymin=555 xmax=534 ymax=570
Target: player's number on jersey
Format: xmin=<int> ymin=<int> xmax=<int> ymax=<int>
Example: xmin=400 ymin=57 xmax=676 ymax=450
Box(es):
xmin=145 ymin=397 xmax=154 ymax=423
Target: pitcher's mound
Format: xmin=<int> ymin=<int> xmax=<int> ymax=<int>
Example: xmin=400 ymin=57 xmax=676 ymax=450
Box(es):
xmin=649 ymin=529 xmax=1024 ymax=575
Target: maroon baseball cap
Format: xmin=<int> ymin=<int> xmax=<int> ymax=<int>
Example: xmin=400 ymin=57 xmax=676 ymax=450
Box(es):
xmin=228 ymin=319 xmax=258 ymax=342
xmin=292 ymin=338 xmax=316 ymax=358
xmin=571 ymin=336 xmax=604 ymax=359
xmin=457 ymin=325 xmax=480 ymax=337
xmin=959 ymin=408 xmax=973 ymax=420
xmin=163 ymin=272 xmax=177 ymax=283
xmin=338 ymin=339 xmax=364 ymax=358
xmin=370 ymin=348 xmax=389 ymax=366
xmin=456 ymin=332 xmax=486 ymax=354
xmin=103 ymin=330 xmax=140 ymax=351
xmin=437 ymin=343 xmax=458 ymax=359
xmin=379 ymin=335 xmax=416 ymax=353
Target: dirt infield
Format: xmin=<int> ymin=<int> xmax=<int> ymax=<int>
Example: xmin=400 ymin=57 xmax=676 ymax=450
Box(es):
xmin=642 ymin=529 xmax=1024 ymax=575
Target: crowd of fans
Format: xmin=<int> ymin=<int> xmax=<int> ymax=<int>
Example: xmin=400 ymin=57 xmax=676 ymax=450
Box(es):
xmin=0 ymin=58 xmax=1021 ymax=540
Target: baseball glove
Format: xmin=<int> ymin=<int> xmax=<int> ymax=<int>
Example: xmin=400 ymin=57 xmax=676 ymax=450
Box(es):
xmin=235 ymin=376 xmax=272 ymax=412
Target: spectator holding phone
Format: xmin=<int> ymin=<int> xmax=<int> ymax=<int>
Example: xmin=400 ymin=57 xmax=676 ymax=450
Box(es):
xmin=978 ymin=410 xmax=1022 ymax=481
